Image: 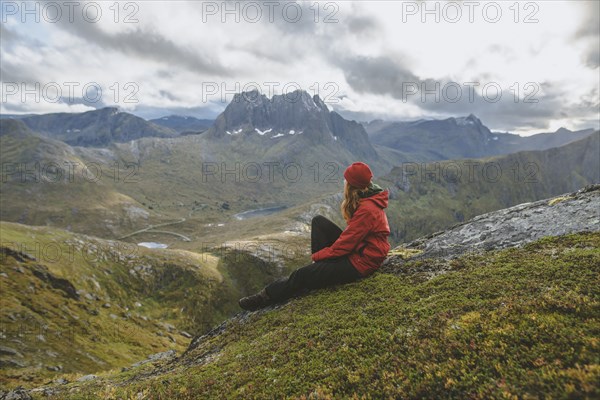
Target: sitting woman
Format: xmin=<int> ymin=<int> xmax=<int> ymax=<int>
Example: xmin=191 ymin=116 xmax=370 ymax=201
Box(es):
xmin=239 ymin=162 xmax=391 ymax=311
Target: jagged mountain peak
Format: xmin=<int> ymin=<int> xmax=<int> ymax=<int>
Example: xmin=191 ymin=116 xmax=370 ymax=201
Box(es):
xmin=454 ymin=113 xmax=483 ymax=126
xmin=555 ymin=127 xmax=572 ymax=134
xmin=204 ymin=89 xmax=378 ymax=159
xmin=229 ymin=89 xmax=324 ymax=113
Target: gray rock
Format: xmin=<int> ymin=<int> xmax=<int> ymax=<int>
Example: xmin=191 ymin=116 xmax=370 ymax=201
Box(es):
xmin=0 ymin=358 xmax=26 ymax=368
xmin=130 ymin=349 xmax=177 ymax=368
xmin=76 ymin=374 xmax=97 ymax=382
xmin=0 ymin=346 xmax=23 ymax=358
xmin=0 ymin=386 xmax=32 ymax=400
xmin=382 ymin=184 xmax=600 ymax=273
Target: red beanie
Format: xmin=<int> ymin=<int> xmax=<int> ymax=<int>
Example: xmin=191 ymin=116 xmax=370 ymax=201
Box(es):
xmin=344 ymin=162 xmax=373 ymax=189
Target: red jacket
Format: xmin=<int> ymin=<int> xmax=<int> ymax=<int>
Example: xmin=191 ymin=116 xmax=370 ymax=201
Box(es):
xmin=311 ymin=190 xmax=391 ymax=277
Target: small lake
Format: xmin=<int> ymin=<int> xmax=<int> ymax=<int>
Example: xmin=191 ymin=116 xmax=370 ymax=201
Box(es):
xmin=233 ymin=205 xmax=288 ymax=220
xmin=138 ymin=242 xmax=169 ymax=249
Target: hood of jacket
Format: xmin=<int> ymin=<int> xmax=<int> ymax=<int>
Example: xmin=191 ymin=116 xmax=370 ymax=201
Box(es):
xmin=358 ymin=182 xmax=389 ymax=209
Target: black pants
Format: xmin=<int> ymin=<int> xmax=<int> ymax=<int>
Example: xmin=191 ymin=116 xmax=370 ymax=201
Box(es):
xmin=265 ymin=215 xmax=363 ymax=302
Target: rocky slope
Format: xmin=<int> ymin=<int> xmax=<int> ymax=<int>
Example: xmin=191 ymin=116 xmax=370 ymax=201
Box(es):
xmin=381 ymin=184 xmax=600 ymax=276
xmin=0 ymin=220 xmax=292 ymax=391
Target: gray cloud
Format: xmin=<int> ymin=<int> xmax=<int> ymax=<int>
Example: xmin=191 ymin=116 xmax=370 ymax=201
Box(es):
xmin=574 ymin=1 xmax=599 ymax=69
xmin=52 ymin=17 xmax=234 ymax=77
xmin=330 ymin=53 xmax=595 ymax=132
xmin=128 ymin=104 xmax=218 ymax=120
xmin=574 ymin=1 xmax=599 ymax=39
xmin=158 ymin=90 xmax=181 ymax=102
xmin=0 ymin=57 xmax=44 ymax=86
xmin=0 ymin=24 xmax=18 ymax=44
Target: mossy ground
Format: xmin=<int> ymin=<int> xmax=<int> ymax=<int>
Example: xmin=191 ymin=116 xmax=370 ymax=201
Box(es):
xmin=50 ymin=232 xmax=600 ymax=399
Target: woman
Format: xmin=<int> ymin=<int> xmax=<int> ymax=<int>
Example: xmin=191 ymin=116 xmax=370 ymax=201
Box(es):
xmin=238 ymin=162 xmax=391 ymax=311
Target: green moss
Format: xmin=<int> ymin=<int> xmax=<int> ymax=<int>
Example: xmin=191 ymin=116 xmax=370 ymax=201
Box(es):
xmin=53 ymin=232 xmax=600 ymax=399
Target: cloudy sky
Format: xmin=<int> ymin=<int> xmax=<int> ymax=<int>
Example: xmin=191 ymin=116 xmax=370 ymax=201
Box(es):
xmin=1 ymin=0 xmax=598 ymax=135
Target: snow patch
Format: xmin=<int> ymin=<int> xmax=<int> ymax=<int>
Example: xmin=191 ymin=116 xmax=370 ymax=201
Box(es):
xmin=271 ymin=133 xmax=284 ymax=139
xmin=138 ymin=242 xmax=168 ymax=249
xmin=255 ymin=128 xmax=273 ymax=136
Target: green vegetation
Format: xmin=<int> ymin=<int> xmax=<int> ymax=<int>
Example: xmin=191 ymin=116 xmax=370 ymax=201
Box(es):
xmin=45 ymin=232 xmax=599 ymax=399
xmin=0 ymin=221 xmax=289 ymax=389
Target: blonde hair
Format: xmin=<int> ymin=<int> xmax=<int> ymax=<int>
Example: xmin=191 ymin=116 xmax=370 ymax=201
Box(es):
xmin=341 ymin=180 xmax=370 ymax=223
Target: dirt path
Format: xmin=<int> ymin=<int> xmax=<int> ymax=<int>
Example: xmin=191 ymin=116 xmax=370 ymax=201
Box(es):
xmin=117 ymin=218 xmax=191 ymax=242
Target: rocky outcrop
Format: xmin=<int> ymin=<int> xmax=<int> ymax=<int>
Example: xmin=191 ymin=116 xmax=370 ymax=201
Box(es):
xmin=381 ymin=184 xmax=600 ymax=274
xmin=30 ymin=264 xmax=80 ymax=301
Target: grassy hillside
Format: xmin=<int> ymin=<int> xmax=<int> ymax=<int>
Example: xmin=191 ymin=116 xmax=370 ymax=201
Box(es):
xmin=20 ymin=231 xmax=598 ymax=399
xmin=382 ymin=132 xmax=600 ymax=244
xmin=0 ymin=221 xmax=292 ymax=389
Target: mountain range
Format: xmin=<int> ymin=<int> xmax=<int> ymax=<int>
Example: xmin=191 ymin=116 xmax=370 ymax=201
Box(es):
xmin=11 ymin=107 xmax=178 ymax=147
xmin=1 ymin=91 xmax=598 ymax=248
xmin=364 ymin=114 xmax=596 ymax=161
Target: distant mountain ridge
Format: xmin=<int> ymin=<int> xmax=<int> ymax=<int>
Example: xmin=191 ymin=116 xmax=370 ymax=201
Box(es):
xmin=365 ymin=114 xmax=596 ymax=161
xmin=14 ymin=107 xmax=178 ymax=147
xmin=150 ymin=115 xmax=214 ymax=134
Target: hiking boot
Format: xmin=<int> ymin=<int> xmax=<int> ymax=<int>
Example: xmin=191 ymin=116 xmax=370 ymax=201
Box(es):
xmin=238 ymin=288 xmax=272 ymax=311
